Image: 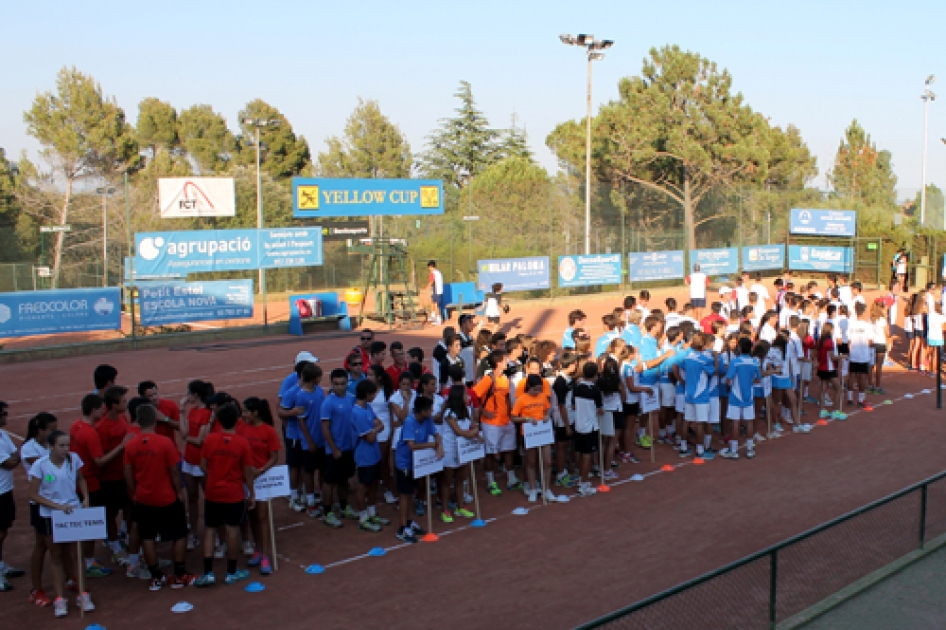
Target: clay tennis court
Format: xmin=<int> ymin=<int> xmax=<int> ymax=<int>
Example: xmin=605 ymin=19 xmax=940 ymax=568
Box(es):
xmin=2 ymin=286 xmax=942 ymax=630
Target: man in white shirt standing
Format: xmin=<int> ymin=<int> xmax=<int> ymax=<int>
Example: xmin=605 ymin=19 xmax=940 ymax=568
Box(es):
xmin=686 ymin=264 xmax=709 ymax=321
xmin=427 ymin=260 xmax=446 ymax=325
xmin=750 ymin=272 xmax=770 ymax=311
xmin=846 ymin=302 xmax=874 ymax=409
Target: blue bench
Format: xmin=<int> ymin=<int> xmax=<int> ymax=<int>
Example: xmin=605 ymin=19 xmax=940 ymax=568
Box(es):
xmin=288 ymin=292 xmax=352 ymax=336
xmin=442 ymin=282 xmax=484 ymax=316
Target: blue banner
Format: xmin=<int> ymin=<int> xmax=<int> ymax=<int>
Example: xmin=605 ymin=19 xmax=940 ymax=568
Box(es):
xmin=293 ymin=178 xmax=444 ymax=218
xmin=691 ymin=248 xmax=738 ymax=275
xmin=477 ymin=257 xmax=550 ymax=292
xmin=0 ymin=288 xmax=121 ymax=338
xmin=627 ymin=251 xmax=685 ymax=282
xmin=742 ymin=245 xmax=786 ymax=272
xmin=134 ymin=228 xmax=323 ymax=277
xmin=138 ymin=280 xmax=254 ymax=326
xmin=557 ymin=254 xmax=622 ymax=288
xmin=788 ymin=245 xmax=854 ymax=273
xmin=790 ymin=209 xmax=856 ymax=237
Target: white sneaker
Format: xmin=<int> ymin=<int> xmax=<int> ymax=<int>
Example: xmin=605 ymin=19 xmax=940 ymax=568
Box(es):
xmin=76 ymin=592 xmax=95 ymax=612
xmin=527 ymin=490 xmax=537 ymax=503
xmin=753 ymin=432 xmax=767 ymax=442
xmin=242 ymin=541 xmax=254 ymax=557
xmin=792 ymin=424 xmax=811 ymax=434
xmin=213 ymin=543 xmax=227 ymax=559
xmin=576 ymin=484 xmax=597 ymax=498
xmin=746 ymin=448 xmax=756 ymax=459
xmin=384 ymin=490 xmax=398 ymax=505
xmin=546 ymin=490 xmax=569 ymax=504
xmin=290 ymin=498 xmax=306 ymax=513
xmin=720 ymin=448 xmax=739 ymax=460
xmin=462 ymin=493 xmax=474 ymax=505
xmin=54 ymin=597 xmax=68 ymax=618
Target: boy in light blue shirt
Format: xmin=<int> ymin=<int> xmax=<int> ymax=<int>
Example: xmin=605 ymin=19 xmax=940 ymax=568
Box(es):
xmin=320 ymin=369 xmax=357 ymax=528
xmin=393 ymin=397 xmax=442 ymax=544
xmin=722 ymin=338 xmax=762 ymax=460
xmin=352 ymin=380 xmax=389 ymax=533
xmin=562 ymin=310 xmax=586 ymax=350
xmin=679 ymin=333 xmax=717 ymax=458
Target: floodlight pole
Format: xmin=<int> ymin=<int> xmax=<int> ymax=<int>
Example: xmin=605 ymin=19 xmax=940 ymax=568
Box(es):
xmin=243 ymin=117 xmax=279 ymax=327
xmin=921 ymin=76 xmax=936 ymax=227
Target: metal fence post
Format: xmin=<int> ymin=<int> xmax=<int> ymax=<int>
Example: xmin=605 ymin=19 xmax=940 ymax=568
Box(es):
xmin=920 ymin=484 xmax=928 ymax=549
xmin=769 ymin=549 xmax=778 ymax=629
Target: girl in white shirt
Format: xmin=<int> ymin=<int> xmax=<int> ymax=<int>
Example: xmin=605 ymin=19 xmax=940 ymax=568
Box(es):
xmin=870 ymin=303 xmax=889 ymax=395
xmin=28 ymin=431 xmax=92 ymax=618
xmin=21 ymin=413 xmax=57 ymax=606
xmin=367 ymin=366 xmax=396 ymax=505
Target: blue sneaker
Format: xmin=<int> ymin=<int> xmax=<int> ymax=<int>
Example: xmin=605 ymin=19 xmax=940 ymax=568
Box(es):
xmin=194 ymin=572 xmax=216 ymax=588
xmin=247 ymin=551 xmax=262 ymax=568
xmin=225 ymin=568 xmax=250 ymax=585
xmin=804 ymin=395 xmax=818 ymax=404
xmin=702 ymin=450 xmax=715 ymax=461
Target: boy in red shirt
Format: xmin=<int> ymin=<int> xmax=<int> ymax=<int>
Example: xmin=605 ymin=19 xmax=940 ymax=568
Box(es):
xmin=97 ymin=386 xmax=132 ymax=566
xmin=138 ymin=380 xmax=181 ymax=443
xmin=124 ymin=404 xmax=196 ymax=590
xmin=195 ymin=404 xmax=255 ymax=587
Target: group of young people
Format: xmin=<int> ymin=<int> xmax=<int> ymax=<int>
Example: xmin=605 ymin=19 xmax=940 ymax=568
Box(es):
xmin=0 ymin=269 xmax=939 ymax=620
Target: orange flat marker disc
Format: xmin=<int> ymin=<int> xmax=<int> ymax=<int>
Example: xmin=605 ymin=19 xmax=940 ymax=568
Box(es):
xmin=661 ymin=464 xmax=675 ymax=472
xmin=692 ymin=457 xmax=705 ymax=465
xmin=596 ymin=485 xmax=611 ymax=493
xmin=421 ymin=533 xmax=439 ymax=543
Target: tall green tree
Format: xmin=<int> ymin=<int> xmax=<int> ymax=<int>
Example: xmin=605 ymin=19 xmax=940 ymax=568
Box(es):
xmin=236 ymin=99 xmax=310 ymax=179
xmin=829 ymin=119 xmax=898 ymax=209
xmin=497 ymin=114 xmax=533 ymax=162
xmin=0 ymin=148 xmax=25 ymax=262
xmin=137 ymin=98 xmax=179 ymax=157
xmin=419 ymin=81 xmax=502 ymax=188
xmin=21 ymin=67 xmax=137 ymax=285
xmin=912 ymin=184 xmax=944 ymax=229
xmin=177 ymin=104 xmax=234 ymax=174
xmin=317 ymin=98 xmax=412 ymax=178
xmin=548 ymin=45 xmax=779 ymax=250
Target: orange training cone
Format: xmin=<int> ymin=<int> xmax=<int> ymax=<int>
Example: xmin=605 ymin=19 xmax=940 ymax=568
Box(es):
xmin=421 ymin=533 xmax=439 ymax=543
xmin=596 ymin=484 xmax=611 ymax=493
xmin=863 ymin=406 xmax=874 ymax=412
xmin=816 ymin=419 xmax=829 ymax=426
xmin=692 ymin=457 xmax=705 ymax=465
xmin=660 ymin=464 xmax=674 ymax=472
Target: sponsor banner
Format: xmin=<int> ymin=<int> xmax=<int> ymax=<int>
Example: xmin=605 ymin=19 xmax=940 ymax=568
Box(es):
xmin=134 ymin=228 xmax=322 ymax=276
xmin=159 ymin=177 xmax=236 ymax=218
xmin=254 ymin=465 xmax=291 ymax=500
xmin=789 ymin=209 xmax=856 ymax=237
xmin=523 ymin=420 xmax=555 ymax=449
xmin=788 ymin=245 xmax=854 ymax=273
xmin=742 ymin=245 xmax=786 ymax=272
xmin=691 ymin=247 xmax=738 ymax=275
xmin=413 ymin=447 xmax=444 ymax=479
xmin=0 ymin=288 xmax=121 ymax=338
xmin=557 ymin=254 xmax=622 ymax=288
xmin=293 ymin=178 xmax=444 ymax=218
xmin=52 ymin=507 xmax=108 ymax=543
xmin=627 ymin=250 xmax=685 ymax=282
xmin=477 ymin=257 xmax=550 ymax=292
xmin=138 ymin=280 xmax=253 ymax=326
xmin=318 ymin=220 xmax=370 ymax=242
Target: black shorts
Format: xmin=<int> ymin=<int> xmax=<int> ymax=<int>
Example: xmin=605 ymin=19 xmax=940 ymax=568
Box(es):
xmin=850 ymin=361 xmax=869 ymax=374
xmin=574 ymin=431 xmax=599 ymax=454
xmin=612 ymin=408 xmax=627 ymax=432
xmin=303 ymin=448 xmax=325 ymax=475
xmin=623 ymin=402 xmax=641 ymax=418
xmin=101 ymin=479 xmax=129 ymax=512
xmin=488 ymin=317 xmax=500 ymax=324
xmin=691 ymin=297 xmax=706 ymax=308
xmin=286 ymin=439 xmax=305 ymax=468
xmin=29 ymin=502 xmax=47 ymax=534
xmin=554 ymin=426 xmax=571 ymax=443
xmin=136 ymin=500 xmax=187 ymax=541
xmin=838 ymin=343 xmax=850 ymax=355
xmin=395 ymin=468 xmax=416 ymax=496
xmin=0 ymin=491 xmax=14 ymax=530
xmin=357 ymin=463 xmax=381 ymax=486
xmin=204 ymin=499 xmax=246 ymax=528
xmin=324 ymin=450 xmax=356 ymax=485
xmin=817 ymin=370 xmax=838 ymax=381
xmin=88 ymin=489 xmax=105 ymax=508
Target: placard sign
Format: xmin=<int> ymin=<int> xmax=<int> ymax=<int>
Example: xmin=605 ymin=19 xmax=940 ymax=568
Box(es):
xmin=413 ymin=448 xmax=444 ymax=479
xmin=789 ymin=209 xmax=856 ymax=237
xmin=457 ymin=435 xmax=486 ymax=465
xmin=51 ymin=507 xmax=108 ymax=543
xmin=254 ymin=465 xmax=291 ymax=500
xmin=523 ymin=420 xmax=555 ymax=449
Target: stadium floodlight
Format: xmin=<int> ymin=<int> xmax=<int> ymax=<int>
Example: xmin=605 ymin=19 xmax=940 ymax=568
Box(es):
xmin=921 ymin=76 xmax=937 ymax=226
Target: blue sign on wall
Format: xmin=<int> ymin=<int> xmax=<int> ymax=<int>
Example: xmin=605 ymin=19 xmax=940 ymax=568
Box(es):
xmin=790 ymin=209 xmax=856 ymax=237
xmin=788 ymin=245 xmax=854 ymax=273
xmin=293 ymin=178 xmax=444 ymax=218
xmin=742 ymin=245 xmax=786 ymax=272
xmin=477 ymin=257 xmax=550 ymax=292
xmin=627 ymin=250 xmax=685 ymax=282
xmin=691 ymin=248 xmax=738 ymax=275
xmin=558 ymin=254 xmax=622 ymax=288
xmin=138 ymin=280 xmax=254 ymax=326
xmin=134 ymin=228 xmax=323 ymax=277
xmin=0 ymin=288 xmax=122 ymax=338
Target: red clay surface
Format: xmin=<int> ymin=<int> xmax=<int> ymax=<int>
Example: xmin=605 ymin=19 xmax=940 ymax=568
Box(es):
xmin=1 ymin=283 xmax=943 ymax=630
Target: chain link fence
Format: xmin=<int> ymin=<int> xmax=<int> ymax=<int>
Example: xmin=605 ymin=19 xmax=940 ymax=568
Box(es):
xmin=578 ymin=472 xmax=946 ymax=629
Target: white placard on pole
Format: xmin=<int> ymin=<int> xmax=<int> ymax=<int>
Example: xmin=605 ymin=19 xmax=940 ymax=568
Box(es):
xmin=413 ymin=448 xmax=444 ymax=479
xmin=254 ymin=465 xmax=291 ymax=501
xmin=523 ymin=420 xmax=554 ymax=450
xmin=51 ymin=507 xmax=107 ymax=543
xmin=640 ymin=388 xmax=660 ymax=414
xmin=457 ymin=435 xmax=486 ymax=465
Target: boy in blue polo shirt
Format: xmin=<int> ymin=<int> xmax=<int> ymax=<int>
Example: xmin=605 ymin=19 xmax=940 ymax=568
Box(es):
xmin=562 ymin=310 xmax=586 ymax=350
xmin=320 ymin=369 xmax=357 ymax=528
xmin=722 ymin=338 xmax=762 ymax=460
xmin=279 ymin=363 xmax=325 ymax=517
xmin=393 ymin=397 xmax=443 ymax=543
xmin=679 ymin=333 xmax=717 ymax=458
xmin=352 ymin=380 xmax=389 ymax=533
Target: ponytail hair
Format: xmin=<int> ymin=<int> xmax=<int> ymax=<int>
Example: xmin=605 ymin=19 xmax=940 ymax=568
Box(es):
xmin=243 ymin=397 xmax=274 ymax=426
xmin=26 ymin=412 xmax=57 ymax=442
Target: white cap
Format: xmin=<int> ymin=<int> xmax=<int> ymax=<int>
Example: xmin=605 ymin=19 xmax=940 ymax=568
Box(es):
xmin=295 ymin=351 xmax=318 ymax=365
xmin=719 ymin=286 xmax=732 ymax=295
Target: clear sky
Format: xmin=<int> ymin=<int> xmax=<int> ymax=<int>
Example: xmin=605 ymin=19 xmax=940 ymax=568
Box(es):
xmin=1 ymin=0 xmax=943 ymax=199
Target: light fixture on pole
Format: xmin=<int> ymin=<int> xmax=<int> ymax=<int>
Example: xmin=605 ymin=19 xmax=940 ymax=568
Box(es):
xmin=96 ymin=186 xmax=116 ymax=287
xmin=560 ymin=33 xmax=613 ymax=255
xmin=241 ymin=117 xmax=280 ymax=326
xmin=921 ymin=75 xmax=936 ymax=227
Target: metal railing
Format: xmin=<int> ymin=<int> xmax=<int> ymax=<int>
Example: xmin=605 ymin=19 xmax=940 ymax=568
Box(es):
xmin=577 ymin=470 xmax=946 ymax=629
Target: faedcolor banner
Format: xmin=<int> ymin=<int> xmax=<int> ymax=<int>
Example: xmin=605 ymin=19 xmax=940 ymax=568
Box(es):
xmin=0 ymin=288 xmax=122 ymax=338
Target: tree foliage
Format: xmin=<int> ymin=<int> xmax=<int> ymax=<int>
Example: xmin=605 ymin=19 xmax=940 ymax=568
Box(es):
xmin=829 ymin=119 xmax=898 ymax=209
xmin=316 ymin=98 xmax=412 ymax=179
xmin=236 ymin=99 xmax=310 ymax=179
xmin=137 ymin=98 xmax=178 ymax=156
xmin=177 ymin=104 xmax=234 ymax=174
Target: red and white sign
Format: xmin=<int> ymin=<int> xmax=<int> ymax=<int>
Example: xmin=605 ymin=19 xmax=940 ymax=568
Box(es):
xmin=159 ymin=178 xmax=236 ymax=218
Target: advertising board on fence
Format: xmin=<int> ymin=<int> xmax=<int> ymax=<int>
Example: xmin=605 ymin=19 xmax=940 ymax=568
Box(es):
xmin=138 ymin=280 xmax=253 ymax=326
xmin=691 ymin=247 xmax=738 ymax=275
xmin=789 ymin=209 xmax=856 ymax=237
xmin=159 ymin=178 xmax=236 ymax=218
xmin=742 ymin=245 xmax=786 ymax=272
xmin=134 ymin=228 xmax=323 ymax=276
xmin=557 ymin=254 xmax=622 ymax=288
xmin=477 ymin=257 xmax=550 ymax=292
xmin=0 ymin=288 xmax=121 ymax=338
xmin=627 ymin=250 xmax=685 ymax=282
xmin=293 ymin=178 xmax=444 ymax=218
xmin=788 ymin=245 xmax=854 ymax=273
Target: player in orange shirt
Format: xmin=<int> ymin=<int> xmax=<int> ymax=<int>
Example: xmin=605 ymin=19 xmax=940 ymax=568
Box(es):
xmin=511 ymin=375 xmax=560 ymax=503
xmin=181 ymin=380 xmax=214 ymax=551
xmin=473 ymin=350 xmax=520 ymax=496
